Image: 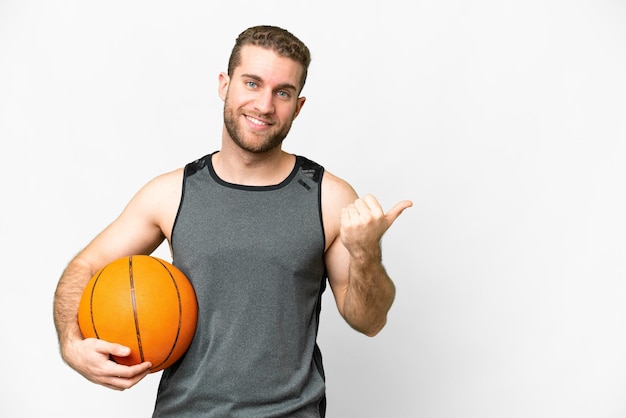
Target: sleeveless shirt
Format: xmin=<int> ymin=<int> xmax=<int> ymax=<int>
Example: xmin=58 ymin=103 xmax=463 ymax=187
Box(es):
xmin=152 ymin=152 xmax=328 ymax=417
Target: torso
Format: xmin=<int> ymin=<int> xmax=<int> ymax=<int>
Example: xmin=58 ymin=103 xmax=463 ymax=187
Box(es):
xmin=152 ymin=152 xmax=329 ymax=417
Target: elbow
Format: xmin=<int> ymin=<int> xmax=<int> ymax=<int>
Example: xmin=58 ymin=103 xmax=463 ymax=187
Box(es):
xmin=347 ymin=315 xmax=388 ymax=337
xmin=362 ymin=328 xmax=381 ymax=338
xmin=341 ymin=286 xmax=395 ymax=337
xmin=364 ymin=318 xmax=387 ymax=337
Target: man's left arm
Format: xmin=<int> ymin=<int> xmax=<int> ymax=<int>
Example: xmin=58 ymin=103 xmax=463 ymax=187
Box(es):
xmin=327 ymin=193 xmax=413 ymax=336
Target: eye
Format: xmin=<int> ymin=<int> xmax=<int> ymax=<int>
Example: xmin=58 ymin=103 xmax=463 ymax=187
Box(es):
xmin=276 ymin=90 xmax=290 ymax=99
xmin=246 ymin=81 xmax=258 ymax=89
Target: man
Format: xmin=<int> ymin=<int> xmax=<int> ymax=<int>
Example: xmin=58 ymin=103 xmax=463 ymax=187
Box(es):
xmin=53 ymin=25 xmax=412 ymax=417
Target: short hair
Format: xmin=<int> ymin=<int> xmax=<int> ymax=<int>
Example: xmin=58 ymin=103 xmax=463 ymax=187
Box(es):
xmin=227 ymin=25 xmax=311 ymax=93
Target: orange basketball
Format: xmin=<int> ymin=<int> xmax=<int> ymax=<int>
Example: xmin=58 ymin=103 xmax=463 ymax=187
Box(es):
xmin=78 ymin=255 xmax=198 ymax=373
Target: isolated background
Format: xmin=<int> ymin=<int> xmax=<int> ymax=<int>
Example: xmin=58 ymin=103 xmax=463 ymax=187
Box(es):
xmin=1 ymin=1 xmax=625 ymax=417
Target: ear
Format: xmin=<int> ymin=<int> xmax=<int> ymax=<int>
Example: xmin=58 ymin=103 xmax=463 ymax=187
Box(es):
xmin=292 ymin=96 xmax=306 ymax=120
xmin=218 ymin=72 xmax=230 ymax=101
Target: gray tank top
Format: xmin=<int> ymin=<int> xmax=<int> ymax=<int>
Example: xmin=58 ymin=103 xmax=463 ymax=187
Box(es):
xmin=152 ymin=152 xmax=327 ymax=417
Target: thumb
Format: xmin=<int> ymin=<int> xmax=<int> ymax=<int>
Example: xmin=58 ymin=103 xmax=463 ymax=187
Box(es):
xmin=385 ymin=200 xmax=413 ymax=225
xmin=106 ymin=342 xmax=132 ymax=358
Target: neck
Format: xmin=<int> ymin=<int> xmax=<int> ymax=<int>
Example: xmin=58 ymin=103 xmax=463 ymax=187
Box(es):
xmin=212 ymin=143 xmax=295 ymax=186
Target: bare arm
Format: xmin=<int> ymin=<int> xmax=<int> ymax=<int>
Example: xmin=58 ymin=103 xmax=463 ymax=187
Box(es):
xmin=53 ymin=168 xmax=183 ymax=389
xmin=323 ymin=174 xmax=412 ymax=336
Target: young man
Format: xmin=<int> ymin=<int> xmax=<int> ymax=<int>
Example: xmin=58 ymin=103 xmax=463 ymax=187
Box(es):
xmin=53 ymin=25 xmax=412 ymax=417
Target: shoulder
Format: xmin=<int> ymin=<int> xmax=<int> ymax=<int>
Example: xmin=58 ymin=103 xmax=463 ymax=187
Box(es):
xmin=85 ymin=167 xmax=186 ymax=258
xmin=125 ymin=167 xmax=184 ymax=228
xmin=321 ymin=169 xmax=358 ymax=206
xmin=321 ymin=170 xmax=358 ymax=245
xmin=137 ymin=167 xmax=184 ymax=200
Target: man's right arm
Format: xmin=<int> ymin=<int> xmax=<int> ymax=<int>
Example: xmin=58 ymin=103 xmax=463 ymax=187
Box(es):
xmin=54 ymin=254 xmax=153 ymax=390
xmin=52 ymin=168 xmax=183 ymax=390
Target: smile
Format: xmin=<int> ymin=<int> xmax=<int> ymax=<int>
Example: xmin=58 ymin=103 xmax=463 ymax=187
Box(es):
xmin=245 ymin=115 xmax=271 ymax=126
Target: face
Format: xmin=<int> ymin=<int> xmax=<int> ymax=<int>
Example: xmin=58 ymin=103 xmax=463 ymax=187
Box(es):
xmin=219 ymin=46 xmax=306 ymax=153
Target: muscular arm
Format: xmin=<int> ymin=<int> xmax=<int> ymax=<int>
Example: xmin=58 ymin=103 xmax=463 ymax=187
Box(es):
xmin=53 ymin=168 xmax=182 ymax=389
xmin=323 ymin=174 xmax=412 ymax=337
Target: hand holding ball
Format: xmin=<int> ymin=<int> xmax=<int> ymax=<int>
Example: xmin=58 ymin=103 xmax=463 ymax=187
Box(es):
xmin=78 ymin=255 xmax=198 ymax=373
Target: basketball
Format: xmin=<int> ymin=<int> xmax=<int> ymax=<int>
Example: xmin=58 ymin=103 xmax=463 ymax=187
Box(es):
xmin=77 ymin=255 xmax=198 ymax=373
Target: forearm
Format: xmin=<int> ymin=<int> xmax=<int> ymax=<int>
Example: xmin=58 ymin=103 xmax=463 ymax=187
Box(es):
xmin=53 ymin=258 xmax=93 ymax=355
xmin=342 ymin=247 xmax=396 ymax=337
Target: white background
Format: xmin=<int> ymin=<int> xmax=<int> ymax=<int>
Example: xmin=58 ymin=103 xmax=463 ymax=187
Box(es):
xmin=1 ymin=1 xmax=626 ymax=417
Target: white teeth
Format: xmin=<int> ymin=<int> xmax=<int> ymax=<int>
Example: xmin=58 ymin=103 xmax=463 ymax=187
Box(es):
xmin=247 ymin=116 xmax=266 ymax=126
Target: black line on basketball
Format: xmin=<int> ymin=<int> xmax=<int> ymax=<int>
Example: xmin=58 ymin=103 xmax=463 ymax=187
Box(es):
xmin=152 ymin=257 xmax=183 ymax=370
xmin=89 ymin=267 xmax=107 ymax=340
xmin=129 ymin=256 xmax=145 ymax=362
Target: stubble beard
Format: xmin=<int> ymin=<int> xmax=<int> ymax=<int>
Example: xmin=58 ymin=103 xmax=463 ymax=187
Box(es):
xmin=223 ymin=95 xmax=294 ymax=154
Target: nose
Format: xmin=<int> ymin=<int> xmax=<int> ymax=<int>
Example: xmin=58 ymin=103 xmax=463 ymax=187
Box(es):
xmin=254 ymin=89 xmax=275 ymax=114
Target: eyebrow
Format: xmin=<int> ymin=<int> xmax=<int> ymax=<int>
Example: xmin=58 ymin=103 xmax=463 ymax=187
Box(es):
xmin=240 ymin=73 xmax=298 ymax=92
